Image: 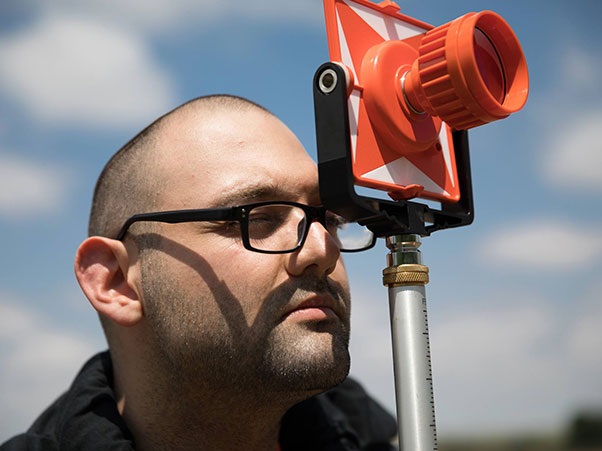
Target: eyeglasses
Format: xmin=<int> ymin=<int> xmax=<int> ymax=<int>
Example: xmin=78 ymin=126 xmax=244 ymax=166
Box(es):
xmin=114 ymin=200 xmax=376 ymax=254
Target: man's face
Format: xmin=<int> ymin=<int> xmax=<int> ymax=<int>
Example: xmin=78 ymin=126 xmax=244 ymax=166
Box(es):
xmin=135 ymin=108 xmax=351 ymax=396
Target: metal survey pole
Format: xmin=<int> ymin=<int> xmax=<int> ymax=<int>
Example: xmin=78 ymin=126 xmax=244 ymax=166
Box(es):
xmin=383 ymin=234 xmax=437 ymax=451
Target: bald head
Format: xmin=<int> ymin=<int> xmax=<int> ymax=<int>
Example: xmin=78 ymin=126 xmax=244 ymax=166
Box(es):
xmin=88 ymin=95 xmax=272 ymax=238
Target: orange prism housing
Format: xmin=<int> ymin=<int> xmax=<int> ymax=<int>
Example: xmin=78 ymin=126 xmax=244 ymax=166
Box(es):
xmin=323 ymin=0 xmax=528 ymax=203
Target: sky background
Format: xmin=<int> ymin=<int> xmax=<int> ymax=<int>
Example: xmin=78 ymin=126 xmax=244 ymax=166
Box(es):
xmin=1 ymin=0 xmax=601 ymax=442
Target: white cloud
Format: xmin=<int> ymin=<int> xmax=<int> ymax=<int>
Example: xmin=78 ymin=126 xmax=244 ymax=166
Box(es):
xmin=23 ymin=0 xmax=322 ymax=33
xmin=543 ymin=111 xmax=602 ymax=192
xmin=0 ymin=14 xmax=175 ymax=129
xmin=0 ymin=152 xmax=71 ymax=218
xmin=560 ymin=45 xmax=601 ymax=92
xmin=0 ymin=297 xmax=104 ymax=442
xmin=349 ymin=283 xmax=396 ymax=414
xmin=533 ymin=45 xmax=602 ymax=194
xmin=477 ymin=219 xmax=602 ymax=270
xmin=0 ymin=0 xmax=322 ymax=129
xmin=564 ymin=284 xmax=602 ymax=392
xmin=428 ymin=300 xmax=581 ymax=436
xmin=349 ymin=278 xmax=602 ymax=437
xmin=382 ymin=296 xmax=600 ymax=436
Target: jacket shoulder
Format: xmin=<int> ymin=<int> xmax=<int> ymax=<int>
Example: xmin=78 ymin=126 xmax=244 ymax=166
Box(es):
xmin=0 ymin=433 xmax=57 ymax=451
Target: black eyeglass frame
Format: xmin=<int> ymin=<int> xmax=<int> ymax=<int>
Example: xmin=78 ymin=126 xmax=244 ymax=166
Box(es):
xmin=114 ymin=200 xmax=376 ymax=254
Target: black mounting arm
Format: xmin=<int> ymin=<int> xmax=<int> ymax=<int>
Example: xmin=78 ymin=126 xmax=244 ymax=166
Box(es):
xmin=313 ymin=62 xmax=475 ymax=237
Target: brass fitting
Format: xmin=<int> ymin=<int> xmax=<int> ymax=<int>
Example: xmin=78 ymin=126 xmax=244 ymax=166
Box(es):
xmin=382 ymin=234 xmax=430 ymax=287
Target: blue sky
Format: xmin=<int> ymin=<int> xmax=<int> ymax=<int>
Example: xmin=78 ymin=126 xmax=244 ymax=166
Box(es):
xmin=1 ymin=0 xmax=601 ymax=442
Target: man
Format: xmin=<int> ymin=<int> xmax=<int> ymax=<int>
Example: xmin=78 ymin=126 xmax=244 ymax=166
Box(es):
xmin=2 ymin=95 xmax=396 ymax=450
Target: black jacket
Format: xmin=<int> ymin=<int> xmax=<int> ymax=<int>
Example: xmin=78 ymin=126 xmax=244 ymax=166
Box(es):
xmin=2 ymin=352 xmax=397 ymax=450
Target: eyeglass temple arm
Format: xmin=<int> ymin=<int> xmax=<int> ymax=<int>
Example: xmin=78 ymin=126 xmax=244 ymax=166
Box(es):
xmin=114 ymin=207 xmax=238 ymax=240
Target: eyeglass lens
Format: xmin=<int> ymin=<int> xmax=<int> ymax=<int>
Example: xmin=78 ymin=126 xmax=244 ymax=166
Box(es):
xmin=246 ymin=204 xmax=372 ymax=252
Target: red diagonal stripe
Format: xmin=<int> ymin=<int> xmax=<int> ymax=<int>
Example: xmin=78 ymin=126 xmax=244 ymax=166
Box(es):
xmin=335 ymin=0 xmax=385 ymax=80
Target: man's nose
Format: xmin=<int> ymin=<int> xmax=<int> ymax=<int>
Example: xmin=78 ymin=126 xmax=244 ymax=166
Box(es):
xmin=285 ymin=220 xmax=341 ymax=277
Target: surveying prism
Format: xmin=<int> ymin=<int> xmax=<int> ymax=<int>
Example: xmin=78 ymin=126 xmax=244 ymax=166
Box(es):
xmin=312 ymin=0 xmax=529 ymax=449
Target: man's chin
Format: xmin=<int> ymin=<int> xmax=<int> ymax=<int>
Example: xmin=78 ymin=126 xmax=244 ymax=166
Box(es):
xmin=261 ymin=328 xmax=350 ymax=393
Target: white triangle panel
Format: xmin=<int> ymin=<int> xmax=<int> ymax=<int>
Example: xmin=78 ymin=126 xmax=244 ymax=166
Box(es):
xmin=346 ymin=2 xmax=390 ymax=41
xmin=335 ymin=9 xmax=358 ymax=82
xmin=348 ymin=91 xmax=361 ymax=162
xmin=438 ymin=125 xmax=456 ymax=187
xmin=361 ymin=157 xmax=449 ymax=196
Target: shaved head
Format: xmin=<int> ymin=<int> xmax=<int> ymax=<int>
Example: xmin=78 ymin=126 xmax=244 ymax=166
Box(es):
xmin=88 ymin=95 xmax=271 ymax=238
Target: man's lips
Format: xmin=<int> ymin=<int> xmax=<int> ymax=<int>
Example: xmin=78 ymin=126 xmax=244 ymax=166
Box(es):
xmin=281 ymin=295 xmax=343 ymax=322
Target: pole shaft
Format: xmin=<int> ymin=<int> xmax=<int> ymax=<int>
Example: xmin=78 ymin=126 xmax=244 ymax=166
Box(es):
xmin=389 ymin=284 xmax=437 ymax=450
xmin=383 ymin=235 xmax=438 ymax=451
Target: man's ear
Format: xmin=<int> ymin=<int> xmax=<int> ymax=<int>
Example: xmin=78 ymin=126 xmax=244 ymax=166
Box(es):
xmin=74 ymin=236 xmax=144 ymax=327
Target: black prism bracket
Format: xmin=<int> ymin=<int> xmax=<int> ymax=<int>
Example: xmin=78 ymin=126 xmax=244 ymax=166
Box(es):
xmin=313 ymin=62 xmax=475 ymax=237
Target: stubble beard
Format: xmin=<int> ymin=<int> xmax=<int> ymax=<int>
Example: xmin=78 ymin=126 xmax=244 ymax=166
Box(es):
xmin=140 ymin=253 xmax=351 ymax=397
xmin=260 ymin=318 xmax=351 ymax=393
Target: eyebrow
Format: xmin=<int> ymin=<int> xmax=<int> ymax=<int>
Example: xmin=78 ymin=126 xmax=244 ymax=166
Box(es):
xmin=208 ymin=183 xmax=321 ymax=208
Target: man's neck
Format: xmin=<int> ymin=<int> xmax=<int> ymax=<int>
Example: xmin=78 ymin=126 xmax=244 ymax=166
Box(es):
xmin=113 ymin=356 xmax=301 ymax=451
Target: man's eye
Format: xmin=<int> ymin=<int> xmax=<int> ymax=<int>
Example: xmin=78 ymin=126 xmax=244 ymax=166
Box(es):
xmin=224 ymin=220 xmax=242 ymax=229
xmin=247 ymin=212 xmax=287 ymax=237
xmin=198 ymin=221 xmax=240 ymax=234
xmin=248 ymin=213 xmax=273 ymax=223
xmin=248 ymin=213 xmax=283 ymax=227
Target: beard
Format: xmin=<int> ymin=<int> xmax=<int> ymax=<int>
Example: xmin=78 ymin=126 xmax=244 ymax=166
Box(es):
xmin=139 ymin=250 xmax=351 ymax=397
